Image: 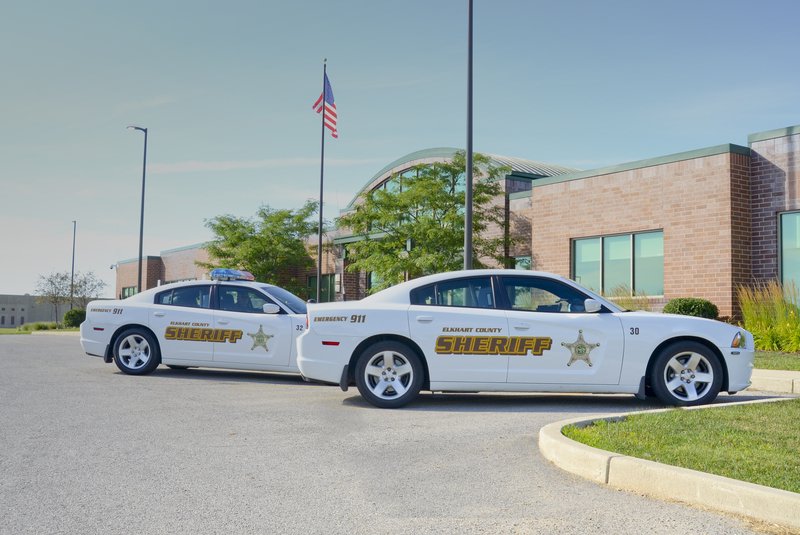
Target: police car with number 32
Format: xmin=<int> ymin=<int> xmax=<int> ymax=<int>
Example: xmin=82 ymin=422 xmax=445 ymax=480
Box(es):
xmin=297 ymin=269 xmax=754 ymax=408
xmin=80 ymin=269 xmax=308 ymax=375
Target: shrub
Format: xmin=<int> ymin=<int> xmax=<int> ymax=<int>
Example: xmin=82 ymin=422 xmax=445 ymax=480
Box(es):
xmin=29 ymin=322 xmax=58 ymax=331
xmin=63 ymin=309 xmax=86 ymax=328
xmin=663 ymin=297 xmax=719 ymax=319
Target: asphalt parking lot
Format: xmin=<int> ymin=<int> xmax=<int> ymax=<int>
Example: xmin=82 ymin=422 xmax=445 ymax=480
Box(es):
xmin=0 ymin=335 xmax=776 ymax=534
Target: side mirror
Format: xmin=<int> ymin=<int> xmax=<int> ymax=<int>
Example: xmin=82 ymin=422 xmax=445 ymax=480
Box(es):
xmin=307 ymin=299 xmax=316 ymax=304
xmin=584 ymin=298 xmax=602 ymax=313
xmin=262 ymin=303 xmax=281 ymax=314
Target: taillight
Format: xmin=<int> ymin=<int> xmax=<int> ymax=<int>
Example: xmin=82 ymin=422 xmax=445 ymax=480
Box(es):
xmin=305 ymin=313 xmax=309 ymax=330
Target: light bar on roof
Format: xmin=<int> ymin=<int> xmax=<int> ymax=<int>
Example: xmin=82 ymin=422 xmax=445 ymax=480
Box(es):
xmin=210 ymin=269 xmax=255 ymax=281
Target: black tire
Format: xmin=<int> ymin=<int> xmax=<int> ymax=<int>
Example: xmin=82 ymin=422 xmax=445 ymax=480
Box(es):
xmin=166 ymin=365 xmax=190 ymax=370
xmin=354 ymin=341 xmax=424 ymax=408
xmin=650 ymin=341 xmax=723 ymax=406
xmin=113 ymin=328 xmax=161 ymax=375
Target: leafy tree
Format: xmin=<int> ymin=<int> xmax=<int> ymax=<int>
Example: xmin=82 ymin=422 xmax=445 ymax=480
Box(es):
xmin=72 ymin=271 xmax=107 ymax=308
xmin=201 ymin=201 xmax=319 ymax=296
xmin=338 ymin=151 xmax=513 ymax=292
xmin=35 ymin=272 xmax=71 ymax=323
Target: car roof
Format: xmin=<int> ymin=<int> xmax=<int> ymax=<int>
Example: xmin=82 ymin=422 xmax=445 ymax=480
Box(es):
xmin=123 ymin=278 xmax=279 ymax=302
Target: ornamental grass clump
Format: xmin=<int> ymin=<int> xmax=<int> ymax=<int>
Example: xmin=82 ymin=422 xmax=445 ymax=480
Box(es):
xmin=738 ymin=281 xmax=800 ymax=352
xmin=603 ymin=285 xmax=651 ymax=312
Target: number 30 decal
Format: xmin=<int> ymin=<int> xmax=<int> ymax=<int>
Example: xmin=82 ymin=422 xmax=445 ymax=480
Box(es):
xmin=629 ymin=327 xmax=640 ymax=335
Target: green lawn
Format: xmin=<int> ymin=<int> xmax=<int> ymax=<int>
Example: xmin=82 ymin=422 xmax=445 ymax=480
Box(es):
xmin=755 ymin=350 xmax=800 ymax=371
xmin=0 ymin=328 xmax=30 ymax=335
xmin=563 ymin=398 xmax=800 ymax=493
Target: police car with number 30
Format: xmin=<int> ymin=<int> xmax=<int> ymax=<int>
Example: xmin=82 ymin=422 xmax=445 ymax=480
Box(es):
xmin=80 ymin=269 xmax=307 ymax=375
xmin=297 ymin=269 xmax=754 ymax=408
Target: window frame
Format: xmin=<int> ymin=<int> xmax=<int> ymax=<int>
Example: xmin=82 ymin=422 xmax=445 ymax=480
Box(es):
xmin=495 ymin=274 xmax=606 ymax=314
xmin=154 ymin=285 xmax=212 ymax=309
xmin=409 ymin=276 xmax=497 ymax=310
xmin=779 ymin=210 xmax=800 ymax=290
xmin=571 ymin=230 xmax=664 ymax=297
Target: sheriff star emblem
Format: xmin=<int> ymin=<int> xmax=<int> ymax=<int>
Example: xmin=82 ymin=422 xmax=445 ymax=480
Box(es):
xmin=561 ymin=330 xmax=599 ymax=367
xmin=247 ymin=325 xmax=273 ymax=352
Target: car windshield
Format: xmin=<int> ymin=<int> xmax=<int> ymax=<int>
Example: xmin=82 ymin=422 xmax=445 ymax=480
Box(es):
xmin=262 ymin=286 xmax=307 ymax=314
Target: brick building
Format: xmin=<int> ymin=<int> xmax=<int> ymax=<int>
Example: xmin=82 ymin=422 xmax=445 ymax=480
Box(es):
xmin=115 ymin=124 xmax=800 ymax=318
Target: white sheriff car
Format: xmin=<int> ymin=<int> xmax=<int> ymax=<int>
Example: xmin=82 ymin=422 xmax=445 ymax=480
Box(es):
xmin=297 ymin=270 xmax=754 ymax=408
xmin=80 ymin=270 xmax=307 ymax=375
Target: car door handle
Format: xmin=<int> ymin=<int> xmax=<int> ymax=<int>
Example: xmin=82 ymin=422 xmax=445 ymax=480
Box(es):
xmin=217 ymin=320 xmax=230 ymax=325
xmin=153 ymin=312 xmax=166 ymax=317
xmin=512 ymin=324 xmax=530 ymax=331
xmin=416 ymin=315 xmax=434 ymax=323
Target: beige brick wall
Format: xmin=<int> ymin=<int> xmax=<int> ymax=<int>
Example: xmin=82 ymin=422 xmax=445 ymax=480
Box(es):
xmin=531 ymin=152 xmax=744 ymax=316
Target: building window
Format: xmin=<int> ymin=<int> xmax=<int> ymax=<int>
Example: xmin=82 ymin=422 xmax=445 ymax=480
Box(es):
xmin=10 ymin=316 xmax=14 ymax=325
xmin=122 ymin=287 xmax=137 ymax=299
xmin=20 ymin=317 xmax=24 ymax=325
xmin=308 ymin=274 xmax=336 ymax=303
xmin=781 ymin=211 xmax=800 ymax=291
xmin=1 ymin=316 xmax=4 ymax=325
xmin=514 ymin=256 xmax=532 ymax=270
xmin=572 ymin=231 xmax=663 ymax=296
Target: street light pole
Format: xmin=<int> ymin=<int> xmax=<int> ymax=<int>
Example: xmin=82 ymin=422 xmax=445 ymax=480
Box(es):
xmin=70 ymin=220 xmax=76 ymax=310
xmin=127 ymin=125 xmax=148 ymax=294
xmin=464 ymin=0 xmax=474 ymax=270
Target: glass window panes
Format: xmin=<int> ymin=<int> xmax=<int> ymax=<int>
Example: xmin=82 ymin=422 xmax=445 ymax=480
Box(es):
xmin=411 ymin=277 xmax=494 ymax=308
xmin=159 ymin=286 xmax=211 ymax=308
xmin=500 ymin=276 xmax=590 ymax=313
xmin=603 ymin=235 xmax=631 ymax=293
xmin=574 ymin=238 xmax=601 ymax=291
xmin=219 ymin=286 xmax=272 ymax=313
xmin=307 ymin=275 xmax=336 ymax=303
xmin=573 ymin=231 xmax=664 ymax=296
xmin=514 ymin=256 xmax=532 ymax=270
xmin=634 ymin=232 xmax=664 ymax=295
xmin=782 ymin=212 xmax=800 ymax=292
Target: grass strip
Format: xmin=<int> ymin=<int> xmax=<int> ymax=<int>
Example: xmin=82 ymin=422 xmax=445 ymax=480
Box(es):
xmin=563 ymin=398 xmax=800 ymax=494
xmin=755 ymin=351 xmax=800 ymax=371
xmin=0 ymin=328 xmax=30 ymax=335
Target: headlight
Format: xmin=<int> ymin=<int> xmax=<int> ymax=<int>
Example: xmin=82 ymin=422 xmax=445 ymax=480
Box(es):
xmin=731 ymin=331 xmax=745 ymax=349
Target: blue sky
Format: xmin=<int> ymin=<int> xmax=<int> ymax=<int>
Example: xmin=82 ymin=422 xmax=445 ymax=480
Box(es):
xmin=2 ymin=0 xmax=799 ymax=296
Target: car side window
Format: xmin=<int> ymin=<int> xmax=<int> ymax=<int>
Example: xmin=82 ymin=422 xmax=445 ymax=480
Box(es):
xmin=410 ymin=277 xmax=495 ymax=309
xmin=499 ymin=276 xmax=590 ymax=313
xmin=157 ymin=286 xmax=211 ymax=309
xmin=218 ymin=286 xmax=276 ymax=314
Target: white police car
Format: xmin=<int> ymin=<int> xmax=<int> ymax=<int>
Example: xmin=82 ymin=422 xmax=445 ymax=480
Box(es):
xmin=297 ymin=269 xmax=754 ymax=408
xmin=80 ymin=269 xmax=307 ymax=375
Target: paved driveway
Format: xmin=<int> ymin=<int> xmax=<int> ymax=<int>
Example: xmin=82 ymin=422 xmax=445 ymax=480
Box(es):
xmin=0 ymin=335 xmax=773 ymax=534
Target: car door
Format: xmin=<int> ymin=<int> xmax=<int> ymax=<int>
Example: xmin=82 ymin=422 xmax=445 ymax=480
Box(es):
xmin=498 ymin=275 xmax=625 ymax=385
xmin=211 ymin=285 xmax=292 ymax=367
xmin=149 ymin=284 xmax=215 ymax=361
xmin=408 ymin=275 xmax=510 ymax=384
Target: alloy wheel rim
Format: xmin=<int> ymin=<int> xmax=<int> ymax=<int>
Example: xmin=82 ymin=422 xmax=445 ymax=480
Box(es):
xmin=364 ymin=350 xmax=413 ymax=400
xmin=119 ymin=335 xmax=151 ymax=369
xmin=663 ymin=351 xmax=714 ymax=402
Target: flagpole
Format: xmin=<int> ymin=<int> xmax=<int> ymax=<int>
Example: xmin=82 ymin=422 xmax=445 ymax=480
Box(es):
xmin=464 ymin=0 xmax=474 ymax=270
xmin=316 ymin=59 xmax=327 ymax=303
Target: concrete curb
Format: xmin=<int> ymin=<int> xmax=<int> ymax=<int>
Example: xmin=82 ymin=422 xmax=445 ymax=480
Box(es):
xmin=30 ymin=330 xmax=80 ymax=336
xmin=538 ymin=398 xmax=800 ymax=531
xmin=750 ymin=368 xmax=800 ymax=394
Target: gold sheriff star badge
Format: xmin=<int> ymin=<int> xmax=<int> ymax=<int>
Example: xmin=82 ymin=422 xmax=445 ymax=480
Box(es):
xmin=561 ymin=330 xmax=600 ymax=367
xmin=247 ymin=325 xmax=273 ymax=352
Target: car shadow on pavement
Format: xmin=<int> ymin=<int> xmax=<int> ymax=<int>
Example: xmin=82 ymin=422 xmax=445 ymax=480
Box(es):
xmin=117 ymin=366 xmax=317 ymax=387
xmin=340 ymin=391 xmax=782 ymax=414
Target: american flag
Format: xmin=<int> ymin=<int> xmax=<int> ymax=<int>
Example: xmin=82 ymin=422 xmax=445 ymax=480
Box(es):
xmin=312 ymin=73 xmax=338 ymax=139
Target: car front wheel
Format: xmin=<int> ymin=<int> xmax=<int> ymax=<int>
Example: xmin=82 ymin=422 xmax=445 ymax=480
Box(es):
xmin=355 ymin=341 xmax=424 ymax=409
xmin=650 ymin=341 xmax=723 ymax=406
xmin=113 ymin=328 xmax=161 ymax=375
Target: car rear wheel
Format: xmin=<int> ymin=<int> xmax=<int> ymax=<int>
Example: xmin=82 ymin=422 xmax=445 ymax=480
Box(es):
xmin=650 ymin=341 xmax=722 ymax=406
xmin=355 ymin=341 xmax=423 ymax=409
xmin=113 ymin=328 xmax=161 ymax=375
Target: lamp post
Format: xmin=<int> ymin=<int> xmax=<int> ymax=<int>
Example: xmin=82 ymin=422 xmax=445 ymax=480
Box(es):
xmin=70 ymin=220 xmax=76 ymax=310
xmin=127 ymin=125 xmax=148 ymax=294
xmin=464 ymin=0 xmax=474 ymax=270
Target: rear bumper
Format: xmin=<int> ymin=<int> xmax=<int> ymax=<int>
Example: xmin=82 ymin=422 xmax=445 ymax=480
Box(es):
xmin=296 ymin=332 xmax=357 ymax=384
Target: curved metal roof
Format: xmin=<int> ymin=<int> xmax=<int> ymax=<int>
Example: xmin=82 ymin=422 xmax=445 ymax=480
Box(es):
xmin=343 ymin=147 xmax=578 ymax=211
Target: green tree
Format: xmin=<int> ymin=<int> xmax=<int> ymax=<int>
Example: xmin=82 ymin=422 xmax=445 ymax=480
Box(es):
xmin=72 ymin=271 xmax=107 ymax=308
xmin=35 ymin=272 xmax=71 ymax=323
xmin=338 ymin=151 xmax=512 ymax=292
xmin=201 ymin=201 xmax=319 ymax=296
